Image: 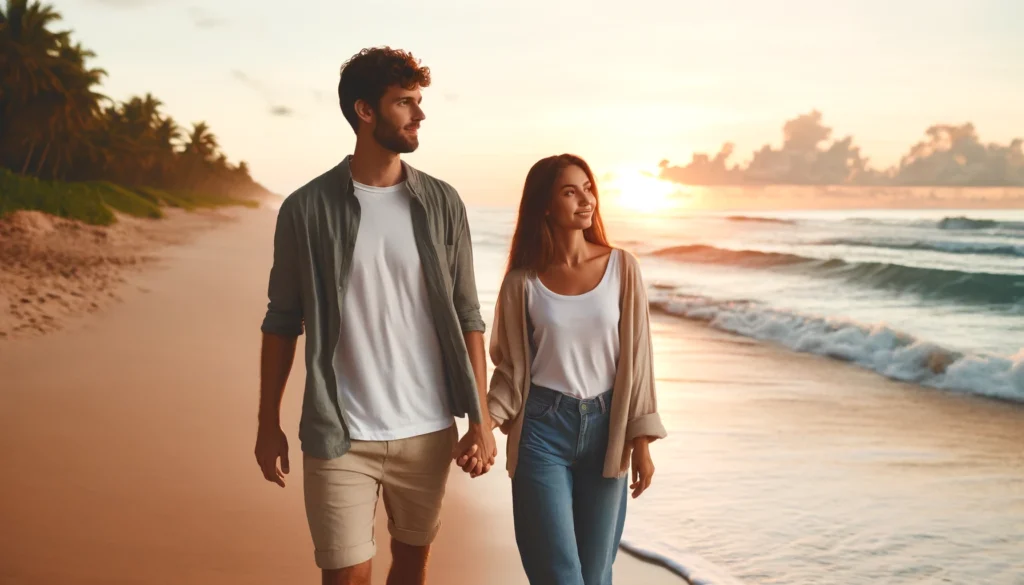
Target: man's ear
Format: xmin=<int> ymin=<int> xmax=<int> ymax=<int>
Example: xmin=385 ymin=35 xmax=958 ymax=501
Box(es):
xmin=354 ymin=99 xmax=375 ymax=126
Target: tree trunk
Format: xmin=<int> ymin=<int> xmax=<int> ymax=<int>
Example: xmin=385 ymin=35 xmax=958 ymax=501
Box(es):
xmin=21 ymin=141 xmax=37 ymax=174
xmin=33 ymin=141 xmax=52 ymax=177
xmin=51 ymin=146 xmax=65 ymax=180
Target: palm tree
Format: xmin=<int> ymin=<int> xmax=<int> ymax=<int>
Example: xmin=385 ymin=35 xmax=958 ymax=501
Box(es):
xmin=41 ymin=38 xmax=107 ymax=178
xmin=151 ymin=115 xmax=182 ymax=184
xmin=0 ymin=0 xmax=68 ymax=172
xmin=0 ymin=0 xmax=67 ymax=101
xmin=1 ymin=1 xmax=273 ymax=198
xmin=184 ymin=121 xmax=219 ymax=162
xmin=1 ymin=1 xmax=107 ymax=178
xmin=235 ymin=160 xmax=250 ymax=178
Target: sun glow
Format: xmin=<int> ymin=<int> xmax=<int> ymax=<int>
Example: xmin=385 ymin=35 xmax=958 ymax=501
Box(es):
xmin=602 ymin=169 xmax=686 ymax=214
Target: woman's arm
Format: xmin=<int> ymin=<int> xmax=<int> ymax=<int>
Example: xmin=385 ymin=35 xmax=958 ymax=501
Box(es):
xmin=485 ymin=276 xmax=522 ymax=434
xmin=624 ymin=253 xmax=668 ymax=444
xmin=630 ymin=436 xmax=655 ymax=498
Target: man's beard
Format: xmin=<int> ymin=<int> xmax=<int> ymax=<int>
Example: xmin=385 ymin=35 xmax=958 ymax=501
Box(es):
xmin=373 ymin=116 xmax=418 ymax=154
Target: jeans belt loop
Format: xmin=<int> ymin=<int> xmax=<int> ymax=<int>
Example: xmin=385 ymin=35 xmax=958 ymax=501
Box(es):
xmin=553 ymin=392 xmax=562 ymax=411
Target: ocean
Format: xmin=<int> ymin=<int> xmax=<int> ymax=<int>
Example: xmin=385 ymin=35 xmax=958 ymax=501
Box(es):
xmin=466 ymin=205 xmax=1024 ymax=585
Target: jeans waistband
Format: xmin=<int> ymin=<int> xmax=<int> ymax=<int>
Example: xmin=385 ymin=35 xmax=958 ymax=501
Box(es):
xmin=529 ymin=384 xmax=613 ymax=415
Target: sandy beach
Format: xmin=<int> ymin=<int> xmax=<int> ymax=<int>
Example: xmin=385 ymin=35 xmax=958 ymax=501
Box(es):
xmin=0 ymin=208 xmax=239 ymax=340
xmin=0 ymin=205 xmax=684 ymax=585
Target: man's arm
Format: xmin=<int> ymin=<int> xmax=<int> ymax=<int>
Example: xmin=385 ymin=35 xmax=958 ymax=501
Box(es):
xmin=456 ymin=331 xmax=496 ymax=477
xmin=255 ymin=197 xmax=304 ymax=487
xmin=255 ymin=333 xmax=297 ymax=487
xmin=447 ymin=199 xmax=496 ymax=477
xmin=258 ymin=332 xmax=297 ymax=427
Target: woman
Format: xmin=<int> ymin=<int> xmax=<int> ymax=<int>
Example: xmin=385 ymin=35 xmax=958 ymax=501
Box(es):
xmin=476 ymin=153 xmax=667 ymax=585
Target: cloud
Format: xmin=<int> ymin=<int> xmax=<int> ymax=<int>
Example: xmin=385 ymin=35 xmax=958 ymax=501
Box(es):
xmin=231 ymin=70 xmax=296 ymax=117
xmin=893 ymin=124 xmax=1024 ymax=186
xmin=444 ymin=93 xmax=459 ymax=103
xmin=231 ymin=70 xmax=262 ymax=91
xmin=659 ymin=111 xmax=1024 ymax=187
xmin=189 ymin=6 xmax=227 ymax=29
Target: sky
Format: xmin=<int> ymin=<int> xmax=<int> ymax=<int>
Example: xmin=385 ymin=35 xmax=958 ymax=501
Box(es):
xmin=55 ymin=0 xmax=1024 ymax=209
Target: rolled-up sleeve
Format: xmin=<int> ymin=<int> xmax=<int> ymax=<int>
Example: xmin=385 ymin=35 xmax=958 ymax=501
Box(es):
xmin=260 ymin=197 xmax=304 ymax=337
xmin=451 ymin=203 xmax=486 ymax=333
xmin=486 ymin=279 xmax=521 ymax=434
xmin=625 ymin=255 xmax=667 ymax=442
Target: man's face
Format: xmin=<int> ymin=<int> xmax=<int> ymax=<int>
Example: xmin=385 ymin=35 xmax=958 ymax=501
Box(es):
xmin=369 ymin=85 xmax=425 ymax=154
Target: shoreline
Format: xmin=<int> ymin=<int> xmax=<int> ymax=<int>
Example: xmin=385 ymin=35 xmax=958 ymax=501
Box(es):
xmin=618 ymin=311 xmax=1024 ymax=585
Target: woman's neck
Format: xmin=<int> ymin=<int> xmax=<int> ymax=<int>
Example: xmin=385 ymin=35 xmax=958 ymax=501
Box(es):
xmin=549 ymin=228 xmax=589 ymax=268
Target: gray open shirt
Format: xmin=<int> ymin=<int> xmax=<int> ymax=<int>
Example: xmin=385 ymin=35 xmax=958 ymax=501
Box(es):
xmin=261 ymin=156 xmax=485 ymax=460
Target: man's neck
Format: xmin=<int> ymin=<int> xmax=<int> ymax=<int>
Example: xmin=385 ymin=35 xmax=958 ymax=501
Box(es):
xmin=349 ymin=139 xmax=404 ymax=187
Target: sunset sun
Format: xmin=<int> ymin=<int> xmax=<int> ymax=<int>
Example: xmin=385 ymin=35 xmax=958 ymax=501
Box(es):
xmin=603 ymin=169 xmax=685 ymax=214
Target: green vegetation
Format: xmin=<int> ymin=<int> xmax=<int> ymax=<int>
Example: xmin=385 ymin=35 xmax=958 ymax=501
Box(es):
xmin=0 ymin=1 xmax=271 ymax=224
xmin=90 ymin=181 xmax=163 ymax=219
xmin=0 ymin=169 xmax=261 ymax=224
xmin=0 ymin=168 xmax=115 ymax=225
xmin=131 ymin=186 xmax=261 ymax=211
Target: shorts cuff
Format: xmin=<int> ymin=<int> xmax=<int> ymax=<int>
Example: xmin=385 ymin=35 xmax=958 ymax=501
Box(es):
xmin=314 ymin=540 xmax=376 ymax=570
xmin=388 ymin=519 xmax=441 ymax=547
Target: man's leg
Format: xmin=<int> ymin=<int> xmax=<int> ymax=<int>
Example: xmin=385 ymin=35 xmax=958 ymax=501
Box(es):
xmin=380 ymin=424 xmax=458 ymax=585
xmin=322 ymin=560 xmax=372 ymax=585
xmin=303 ymin=443 xmax=386 ymax=584
xmin=386 ymin=540 xmax=430 ymax=585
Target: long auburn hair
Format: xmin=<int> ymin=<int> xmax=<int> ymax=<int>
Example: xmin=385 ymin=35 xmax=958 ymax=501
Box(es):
xmin=506 ymin=154 xmax=611 ymax=275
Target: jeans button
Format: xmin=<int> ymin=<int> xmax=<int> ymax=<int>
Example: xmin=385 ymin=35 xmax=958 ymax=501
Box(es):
xmin=581 ymin=403 xmax=588 ymax=413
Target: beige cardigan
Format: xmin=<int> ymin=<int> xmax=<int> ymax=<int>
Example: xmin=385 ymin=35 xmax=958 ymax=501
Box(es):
xmin=486 ymin=249 xmax=668 ymax=479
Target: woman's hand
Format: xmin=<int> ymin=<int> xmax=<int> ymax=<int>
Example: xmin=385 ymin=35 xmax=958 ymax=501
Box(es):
xmin=454 ymin=424 xmax=497 ymax=478
xmin=630 ymin=437 xmax=655 ymax=498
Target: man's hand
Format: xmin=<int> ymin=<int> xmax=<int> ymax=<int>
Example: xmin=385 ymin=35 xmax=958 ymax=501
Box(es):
xmin=453 ymin=423 xmax=496 ymax=478
xmin=630 ymin=437 xmax=655 ymax=498
xmin=255 ymin=424 xmax=290 ymax=488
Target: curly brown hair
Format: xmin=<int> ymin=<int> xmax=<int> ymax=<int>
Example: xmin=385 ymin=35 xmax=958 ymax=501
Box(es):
xmin=337 ymin=46 xmax=432 ymax=133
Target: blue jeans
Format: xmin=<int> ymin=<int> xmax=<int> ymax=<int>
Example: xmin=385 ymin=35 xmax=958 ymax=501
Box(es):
xmin=512 ymin=385 xmax=628 ymax=585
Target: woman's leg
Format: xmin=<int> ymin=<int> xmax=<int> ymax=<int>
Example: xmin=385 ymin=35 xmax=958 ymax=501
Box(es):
xmin=572 ymin=396 xmax=629 ymax=585
xmin=512 ymin=388 xmax=585 ymax=585
xmin=573 ymin=475 xmax=627 ymax=585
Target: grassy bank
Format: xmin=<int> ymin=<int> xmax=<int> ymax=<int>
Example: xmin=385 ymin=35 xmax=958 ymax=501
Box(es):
xmin=0 ymin=169 xmax=259 ymax=226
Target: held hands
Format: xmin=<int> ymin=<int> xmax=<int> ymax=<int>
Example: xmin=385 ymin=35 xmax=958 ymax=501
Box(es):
xmin=630 ymin=437 xmax=655 ymax=498
xmin=255 ymin=423 xmax=290 ymax=487
xmin=453 ymin=422 xmax=497 ymax=478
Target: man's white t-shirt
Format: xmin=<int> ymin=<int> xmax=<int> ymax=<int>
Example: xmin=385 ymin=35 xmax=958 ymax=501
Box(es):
xmin=333 ymin=179 xmax=453 ymax=441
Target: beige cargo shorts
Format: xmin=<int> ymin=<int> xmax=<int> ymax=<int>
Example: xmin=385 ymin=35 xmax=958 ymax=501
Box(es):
xmin=302 ymin=424 xmax=457 ymax=570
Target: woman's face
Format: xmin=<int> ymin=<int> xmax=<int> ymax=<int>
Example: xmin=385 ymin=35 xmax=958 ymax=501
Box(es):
xmin=546 ymin=165 xmax=596 ymax=231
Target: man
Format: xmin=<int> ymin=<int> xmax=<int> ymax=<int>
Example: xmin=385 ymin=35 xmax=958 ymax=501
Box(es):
xmin=255 ymin=46 xmax=496 ymax=585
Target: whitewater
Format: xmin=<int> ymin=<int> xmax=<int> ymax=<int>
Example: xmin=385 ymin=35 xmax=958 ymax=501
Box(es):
xmin=468 ymin=206 xmax=1024 ymax=585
